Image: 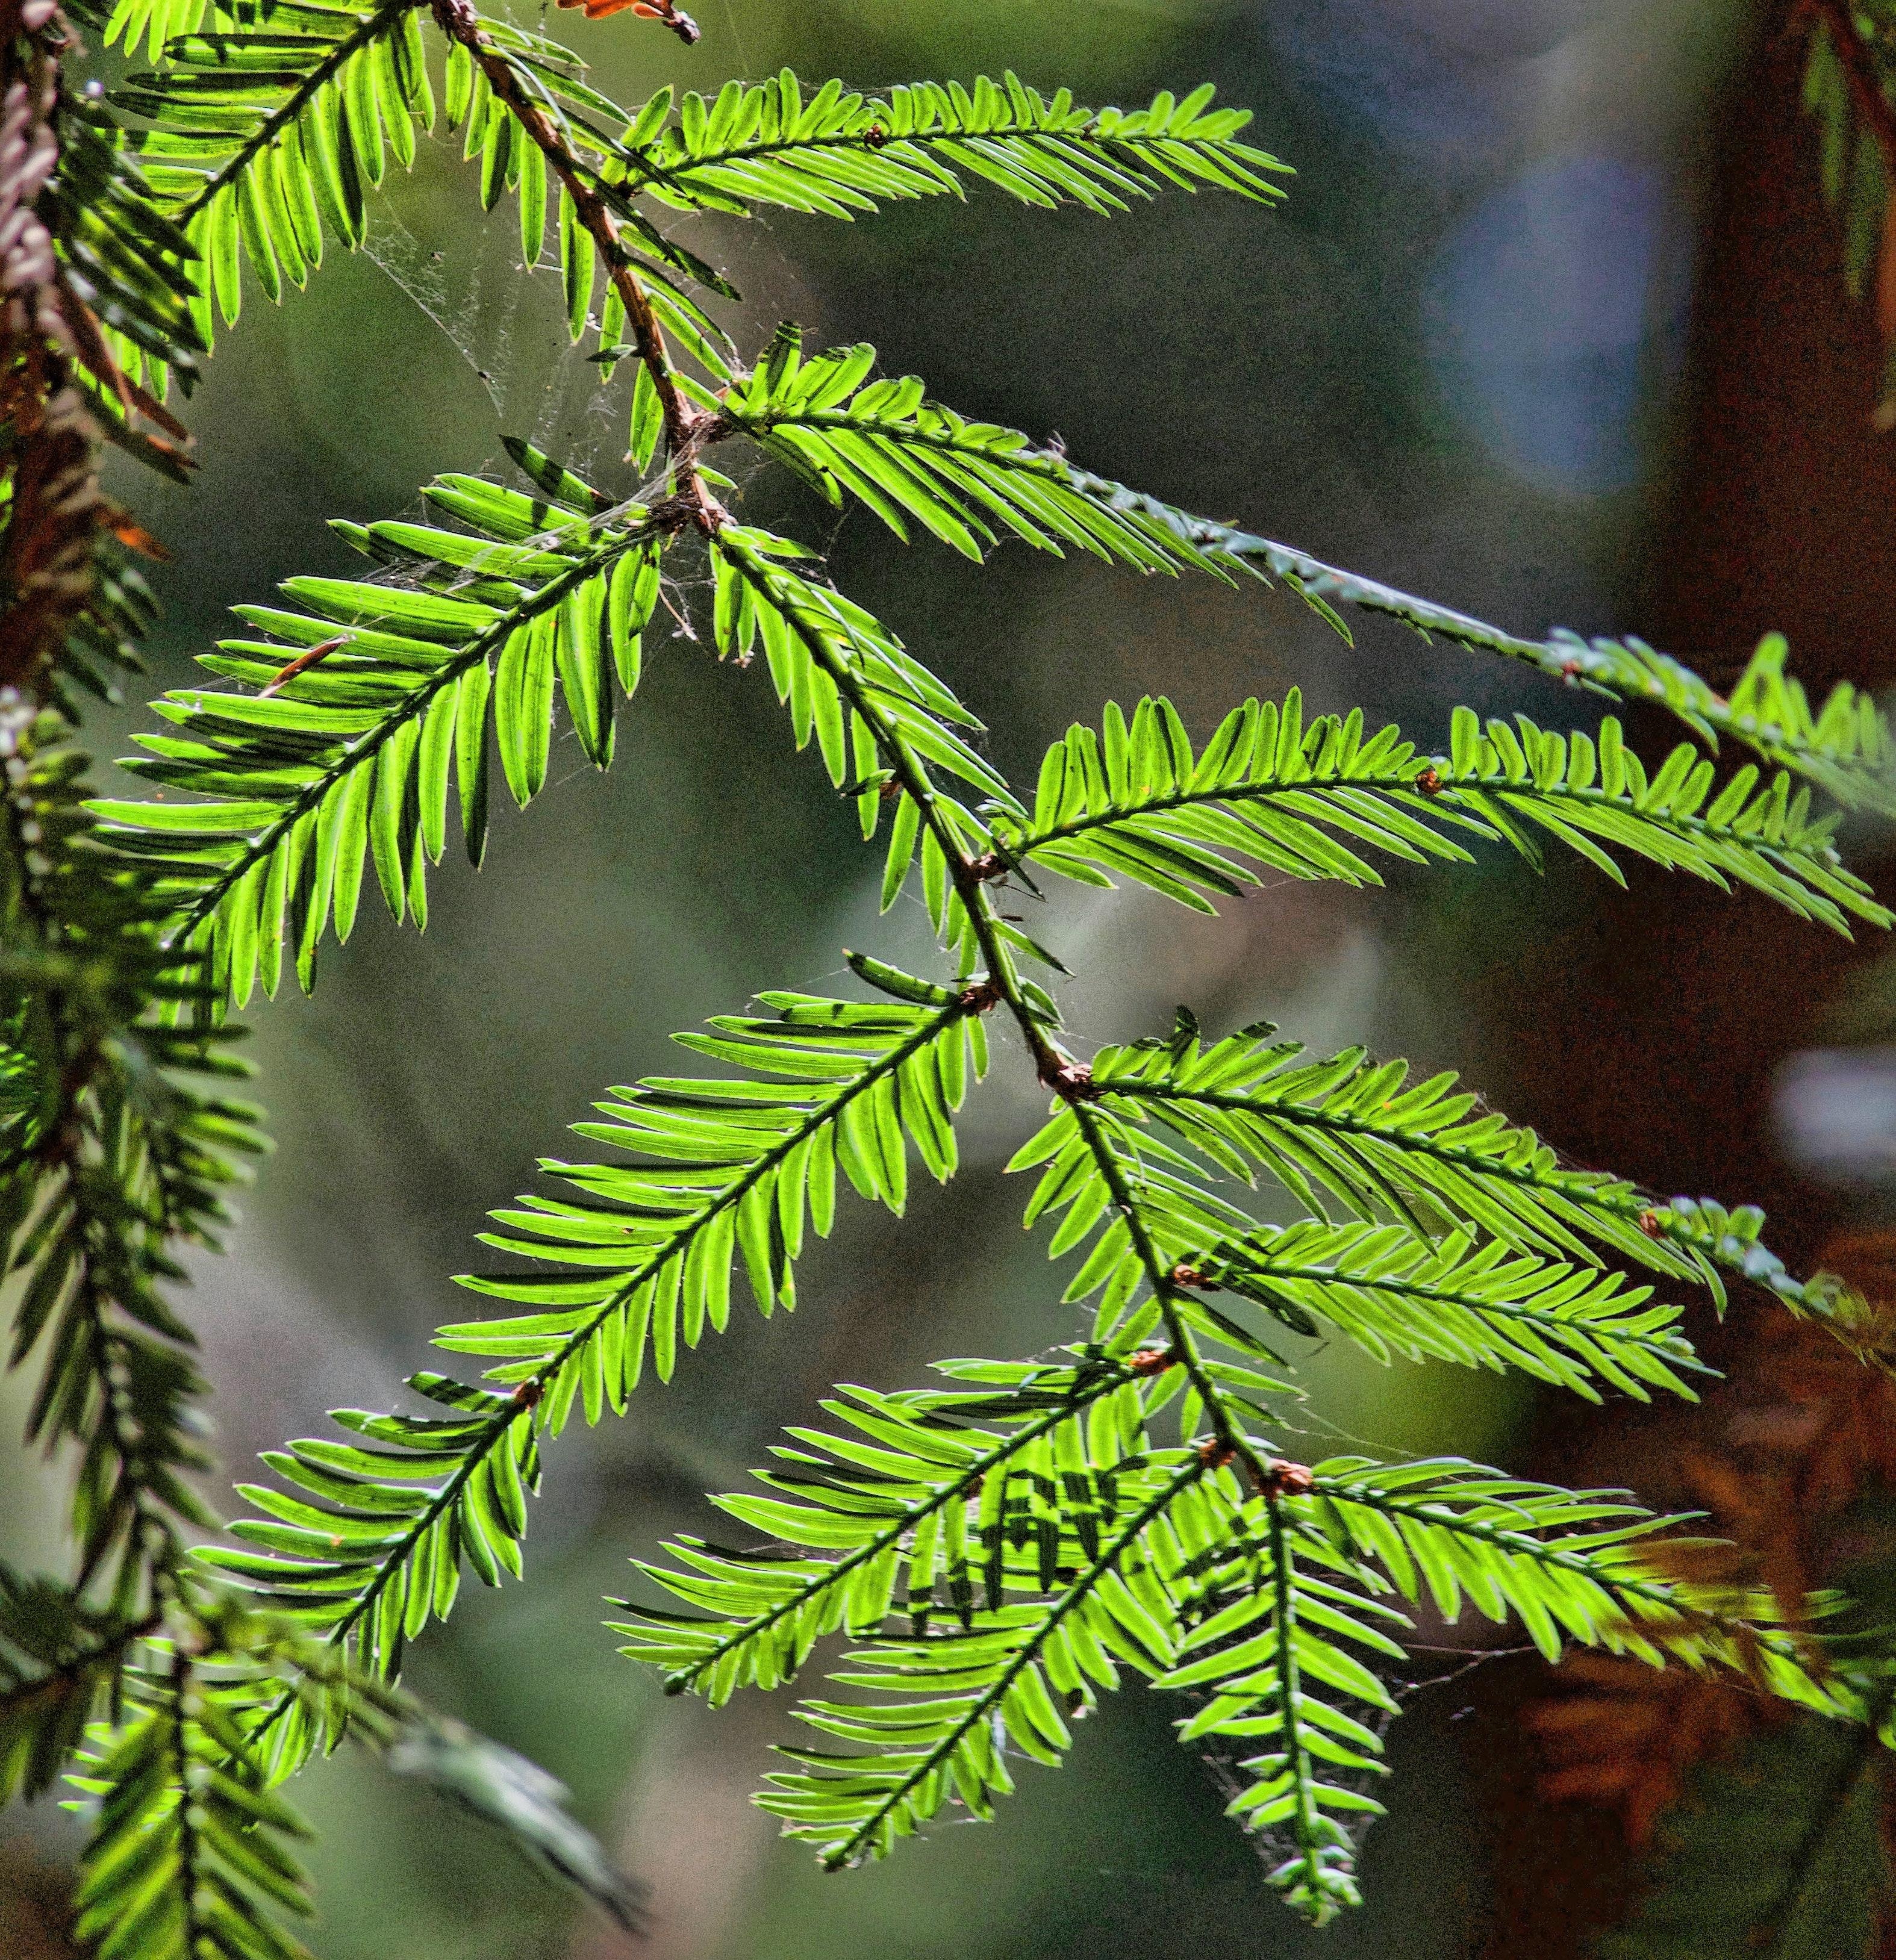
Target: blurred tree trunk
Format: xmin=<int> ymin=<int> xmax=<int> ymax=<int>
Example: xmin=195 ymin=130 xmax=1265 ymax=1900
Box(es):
xmin=0 ymin=1845 xmax=78 ymax=1958
xmin=1474 ymin=8 xmax=1896 ymax=1952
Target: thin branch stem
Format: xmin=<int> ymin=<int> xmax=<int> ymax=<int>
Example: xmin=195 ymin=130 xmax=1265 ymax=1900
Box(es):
xmin=0 ymin=1604 xmax=161 ymax=1727
xmin=1754 ymin=1688 xmax=1893 ymax=1956
xmin=712 ymin=537 xmax=1276 ymax=1481
xmin=1067 ymin=1097 xmax=1261 ymax=1469
xmin=429 ymin=0 xmax=721 ymax=531
xmin=711 ymin=537 xmax=1067 ymax=1083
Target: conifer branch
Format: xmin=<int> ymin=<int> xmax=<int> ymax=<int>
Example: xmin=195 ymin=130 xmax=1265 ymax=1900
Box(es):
xmin=637 ymin=1372 xmax=1140 ymax=1699
xmin=0 ymin=1573 xmax=160 ymax=1802
xmin=721 ymin=341 xmax=1896 ymax=815
xmin=617 ymin=1353 xmax=1167 ymax=1700
xmin=1 ymin=703 xmax=260 ymax=1607
xmin=1260 ymin=1489 xmax=1346 ymax=1917
xmin=1203 ymin=1224 xmax=1704 ymax=1402
xmin=770 ymin=1455 xmax=1211 ymax=1871
xmin=30 ymin=19 xmax=1896 ymax=1947
xmin=92 ymin=468 xmax=667 ymax=1003
xmin=708 ymin=526 xmax=1261 ymax=1477
xmin=608 ymin=73 xmax=1289 ymax=220
xmin=1080 ymin=1021 xmax=1844 ymax=1318
xmin=208 ymin=984 xmax=988 ymax=1769
xmin=164 ymin=0 xmax=426 ymax=230
xmin=996 ymin=693 xmax=1885 ymax=931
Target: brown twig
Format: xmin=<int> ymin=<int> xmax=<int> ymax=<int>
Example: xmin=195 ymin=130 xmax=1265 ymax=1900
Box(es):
xmin=429 ymin=0 xmax=722 ymax=533
xmin=258 ymin=633 xmax=348 ymax=697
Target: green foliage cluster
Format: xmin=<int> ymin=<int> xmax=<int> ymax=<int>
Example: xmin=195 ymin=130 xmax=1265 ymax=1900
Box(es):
xmin=5 ymin=1 xmax=1896 ymax=1953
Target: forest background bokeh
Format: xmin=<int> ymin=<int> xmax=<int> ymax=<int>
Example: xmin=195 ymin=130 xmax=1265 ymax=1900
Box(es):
xmin=12 ymin=0 xmax=1895 ymax=1955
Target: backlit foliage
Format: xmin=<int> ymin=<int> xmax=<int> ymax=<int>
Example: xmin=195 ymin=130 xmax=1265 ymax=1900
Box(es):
xmin=0 ymin=0 xmax=1893 ymax=1952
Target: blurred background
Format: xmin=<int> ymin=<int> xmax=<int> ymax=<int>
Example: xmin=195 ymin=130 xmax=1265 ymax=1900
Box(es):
xmin=13 ymin=0 xmax=1896 ymax=1954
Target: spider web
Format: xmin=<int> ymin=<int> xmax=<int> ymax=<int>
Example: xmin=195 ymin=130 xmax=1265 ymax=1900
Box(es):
xmin=357 ymin=131 xmax=629 ymax=491
xmin=361 ymin=194 xmax=516 ymax=417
